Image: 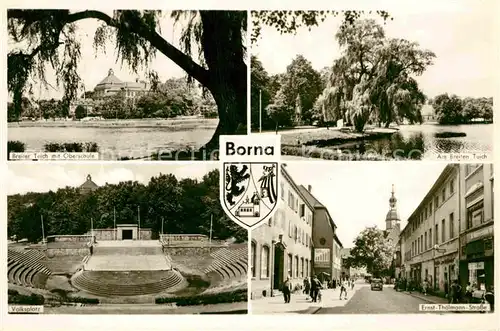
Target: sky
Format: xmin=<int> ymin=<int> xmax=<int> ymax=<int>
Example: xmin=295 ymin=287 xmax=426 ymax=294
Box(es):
xmin=252 ymin=1 xmax=497 ymax=99
xmin=8 ymin=11 xmax=212 ymax=100
xmin=7 ymin=162 xmax=218 ymax=195
xmin=284 ymin=162 xmax=446 ymax=247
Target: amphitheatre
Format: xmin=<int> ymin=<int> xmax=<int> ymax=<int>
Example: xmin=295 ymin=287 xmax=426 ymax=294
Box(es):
xmin=7 ymin=227 xmax=248 ymax=314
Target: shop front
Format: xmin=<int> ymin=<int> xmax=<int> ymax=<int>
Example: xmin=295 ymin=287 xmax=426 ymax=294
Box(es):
xmin=433 ymin=253 xmax=459 ymax=293
xmin=459 ymin=223 xmax=494 ymax=291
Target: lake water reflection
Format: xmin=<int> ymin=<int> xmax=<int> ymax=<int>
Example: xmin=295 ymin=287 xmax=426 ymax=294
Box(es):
xmin=8 ymin=126 xmax=216 ymax=160
xmin=340 ymin=124 xmax=493 ymax=160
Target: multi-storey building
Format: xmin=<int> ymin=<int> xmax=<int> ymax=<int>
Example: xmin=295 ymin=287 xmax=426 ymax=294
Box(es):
xmin=298 ymin=185 xmax=343 ymax=281
xmin=400 ymin=164 xmax=471 ymax=294
xmin=251 ymin=165 xmax=314 ymax=299
xmin=458 ymin=164 xmax=494 ymax=292
xmin=93 ymin=69 xmax=150 ymax=99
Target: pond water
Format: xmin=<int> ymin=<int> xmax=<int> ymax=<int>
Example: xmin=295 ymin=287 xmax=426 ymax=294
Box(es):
xmin=341 ymin=124 xmax=493 ymax=160
xmin=8 ymin=126 xmax=216 ymax=160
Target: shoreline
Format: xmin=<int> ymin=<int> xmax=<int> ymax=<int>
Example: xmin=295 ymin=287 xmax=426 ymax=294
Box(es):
xmin=8 ymin=118 xmax=219 ymax=129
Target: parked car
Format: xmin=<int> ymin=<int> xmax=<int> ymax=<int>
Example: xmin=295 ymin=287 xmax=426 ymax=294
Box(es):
xmin=371 ymin=278 xmax=383 ymax=291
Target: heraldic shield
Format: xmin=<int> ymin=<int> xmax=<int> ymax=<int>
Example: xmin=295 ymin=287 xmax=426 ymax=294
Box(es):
xmin=220 ymin=162 xmax=279 ymax=229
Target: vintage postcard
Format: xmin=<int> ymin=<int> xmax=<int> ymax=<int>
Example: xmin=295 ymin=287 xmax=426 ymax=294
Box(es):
xmin=250 ymin=163 xmax=494 ymax=315
xmin=7 ymin=9 xmax=247 ymax=161
xmin=6 ymin=163 xmax=247 ymax=314
xmin=250 ymin=7 xmax=494 ymax=161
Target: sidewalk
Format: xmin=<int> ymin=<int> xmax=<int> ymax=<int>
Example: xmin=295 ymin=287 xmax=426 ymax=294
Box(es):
xmin=251 ymin=285 xmax=364 ymax=314
xmin=398 ymin=289 xmax=448 ymax=304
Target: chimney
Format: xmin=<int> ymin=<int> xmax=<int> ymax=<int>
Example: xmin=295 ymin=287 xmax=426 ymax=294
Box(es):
xmin=307 ymin=185 xmax=312 ymax=192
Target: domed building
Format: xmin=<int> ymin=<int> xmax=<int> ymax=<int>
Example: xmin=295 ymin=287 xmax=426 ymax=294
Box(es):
xmin=80 ymin=174 xmax=99 ymax=194
xmin=93 ymin=69 xmax=150 ymax=99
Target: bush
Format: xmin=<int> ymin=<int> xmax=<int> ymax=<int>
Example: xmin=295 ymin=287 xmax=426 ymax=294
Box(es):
xmin=8 ymin=289 xmax=19 ymax=296
xmin=156 ymin=288 xmax=247 ymax=306
xmin=8 ymin=141 xmax=26 ymax=159
xmin=8 ymin=293 xmax=45 ymax=305
xmin=44 ymin=142 xmax=99 ymax=153
xmin=66 ymin=297 xmax=99 ymax=304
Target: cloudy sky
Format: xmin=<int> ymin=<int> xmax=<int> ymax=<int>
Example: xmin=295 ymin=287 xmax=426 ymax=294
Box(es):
xmin=8 ymin=11 xmax=210 ymax=100
xmin=7 ymin=162 xmax=218 ymax=195
xmin=284 ymin=162 xmax=446 ymax=247
xmin=252 ymin=1 xmax=496 ymax=99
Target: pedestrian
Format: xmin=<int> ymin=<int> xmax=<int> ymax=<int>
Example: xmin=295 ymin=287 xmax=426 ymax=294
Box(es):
xmin=332 ymin=279 xmax=337 ymax=290
xmin=303 ymin=277 xmax=311 ymax=299
xmin=340 ymin=278 xmax=348 ymax=300
xmin=283 ymin=276 xmax=292 ymax=303
xmin=484 ymin=286 xmax=494 ymax=312
xmin=351 ymin=279 xmax=355 ymax=290
xmin=444 ymin=280 xmax=449 ymax=299
xmin=465 ymin=282 xmax=473 ymax=303
xmin=449 ymin=280 xmax=462 ymax=304
xmin=422 ymin=279 xmax=428 ymax=296
xmin=311 ymin=275 xmax=321 ymax=302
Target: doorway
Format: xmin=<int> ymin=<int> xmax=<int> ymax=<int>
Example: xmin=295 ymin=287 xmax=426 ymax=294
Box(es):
xmin=122 ymin=229 xmax=133 ymax=240
xmin=273 ymin=246 xmax=284 ymax=290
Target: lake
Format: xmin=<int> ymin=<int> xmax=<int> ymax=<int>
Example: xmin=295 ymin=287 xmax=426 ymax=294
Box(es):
xmin=336 ymin=124 xmax=493 ymax=160
xmin=8 ymin=119 xmax=218 ymax=160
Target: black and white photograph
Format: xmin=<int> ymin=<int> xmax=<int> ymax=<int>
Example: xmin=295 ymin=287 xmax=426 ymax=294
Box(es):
xmin=7 ymin=10 xmax=247 ymax=161
xmin=7 ymin=163 xmax=248 ymax=314
xmin=250 ymin=163 xmax=494 ymax=314
xmin=250 ymin=4 xmax=494 ymax=161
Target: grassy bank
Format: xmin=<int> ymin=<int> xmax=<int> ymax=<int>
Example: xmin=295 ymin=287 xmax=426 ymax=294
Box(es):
xmin=8 ymin=118 xmax=219 ymax=129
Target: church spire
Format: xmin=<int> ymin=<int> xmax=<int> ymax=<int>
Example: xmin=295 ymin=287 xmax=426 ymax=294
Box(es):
xmin=386 ymin=184 xmax=400 ymax=230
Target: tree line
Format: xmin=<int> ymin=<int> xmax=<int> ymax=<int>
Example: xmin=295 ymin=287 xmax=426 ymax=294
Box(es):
xmin=431 ymin=94 xmax=493 ymax=125
xmin=8 ymin=78 xmax=217 ymax=122
xmin=252 ymin=19 xmax=437 ymax=133
xmin=7 ymin=169 xmax=246 ymax=243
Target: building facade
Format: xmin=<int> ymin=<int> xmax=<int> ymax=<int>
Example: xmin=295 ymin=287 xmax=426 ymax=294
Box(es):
xmin=400 ymin=164 xmax=462 ymax=294
xmin=80 ymin=174 xmax=99 ymax=194
xmin=251 ymin=165 xmax=314 ymax=299
xmin=458 ymin=164 xmax=494 ymax=292
xmin=298 ymin=185 xmax=343 ymax=281
xmin=93 ymin=69 xmax=150 ymax=99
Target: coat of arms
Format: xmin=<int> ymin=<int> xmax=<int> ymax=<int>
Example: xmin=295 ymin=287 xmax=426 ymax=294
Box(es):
xmin=220 ymin=162 xmax=279 ymax=229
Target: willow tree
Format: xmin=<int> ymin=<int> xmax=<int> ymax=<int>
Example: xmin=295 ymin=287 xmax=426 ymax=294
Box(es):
xmin=7 ymin=10 xmax=247 ymax=153
xmin=316 ymin=19 xmax=435 ymax=131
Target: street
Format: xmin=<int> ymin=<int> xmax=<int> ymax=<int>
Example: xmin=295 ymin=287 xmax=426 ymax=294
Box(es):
xmin=316 ymin=284 xmax=434 ymax=314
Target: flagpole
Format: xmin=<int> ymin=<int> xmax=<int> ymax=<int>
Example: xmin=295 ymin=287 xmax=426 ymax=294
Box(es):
xmin=138 ymin=206 xmax=140 ymax=240
xmin=41 ymin=214 xmax=45 ymax=244
xmin=114 ymin=206 xmax=116 ymax=240
xmin=91 ymin=217 xmax=94 ymax=244
xmin=209 ymin=214 xmax=213 ymax=245
xmin=259 ymin=89 xmax=262 ymax=133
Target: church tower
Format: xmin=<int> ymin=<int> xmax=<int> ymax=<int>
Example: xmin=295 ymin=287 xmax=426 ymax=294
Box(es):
xmin=385 ymin=184 xmax=400 ymax=231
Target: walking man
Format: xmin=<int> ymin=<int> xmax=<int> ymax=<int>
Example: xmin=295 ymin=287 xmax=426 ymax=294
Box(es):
xmin=340 ymin=278 xmax=348 ymax=300
xmin=283 ymin=276 xmax=292 ymax=303
xmin=311 ymin=275 xmax=321 ymax=302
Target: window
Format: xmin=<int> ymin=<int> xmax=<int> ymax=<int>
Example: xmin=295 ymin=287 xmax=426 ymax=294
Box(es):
xmin=287 ymin=254 xmax=293 ymax=277
xmin=467 ymin=201 xmax=484 ymax=229
xmin=260 ymin=246 xmax=269 ymax=278
xmin=268 ymin=217 xmax=272 ymax=227
xmin=424 ymin=207 xmax=427 ymax=220
xmin=288 ymin=220 xmax=292 ymax=238
xmin=424 ymin=231 xmax=427 ymax=250
xmin=280 ymin=182 xmax=285 ymax=200
xmin=449 ymin=213 xmax=454 ymax=238
xmin=435 ymin=224 xmax=438 ymax=244
xmin=442 ymin=189 xmax=446 ymax=203
xmin=412 ymin=242 xmax=414 ymax=256
xmin=305 ymin=259 xmax=309 ymax=277
xmin=288 ymin=192 xmax=293 ymax=209
xmin=417 ymin=238 xmax=420 ymax=254
xmin=434 ymin=196 xmax=439 ymax=209
xmin=294 ymin=255 xmax=299 ymax=278
xmin=441 ymin=219 xmax=446 ymax=243
xmin=305 ymin=233 xmax=308 ymax=247
xmin=300 ymin=204 xmax=305 ymax=217
xmin=251 ymin=241 xmax=256 ymax=278
xmin=429 ymin=228 xmax=433 ymax=247
xmin=300 ymin=258 xmax=304 ymax=278
xmin=450 ymin=179 xmax=455 ymax=194
xmin=294 ymin=225 xmax=298 ymax=242
xmin=420 ymin=235 xmax=423 ymax=252
xmin=429 ymin=202 xmax=433 ymax=215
